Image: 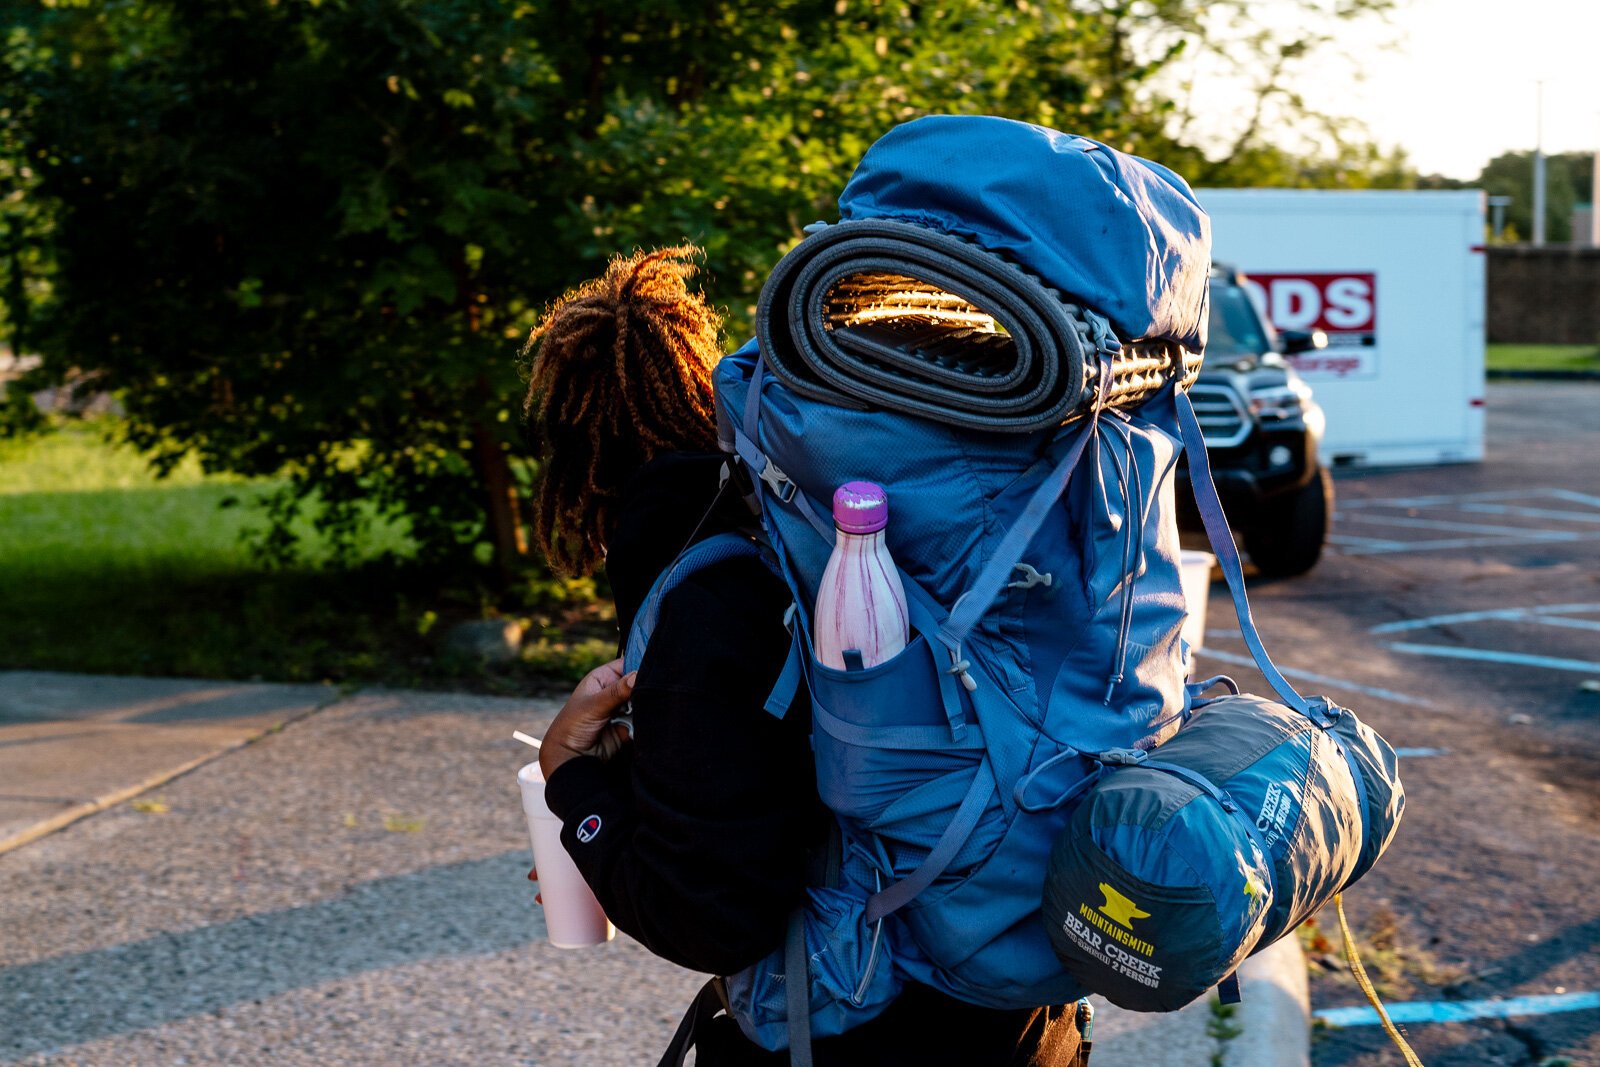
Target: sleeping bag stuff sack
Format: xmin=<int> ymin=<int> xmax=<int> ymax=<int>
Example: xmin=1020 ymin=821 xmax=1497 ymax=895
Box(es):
xmin=1040 ymin=691 xmax=1404 ymax=1011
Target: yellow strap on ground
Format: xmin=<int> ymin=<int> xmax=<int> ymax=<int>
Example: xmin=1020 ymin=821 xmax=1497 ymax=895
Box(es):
xmin=1334 ymin=892 xmax=1426 ymax=1067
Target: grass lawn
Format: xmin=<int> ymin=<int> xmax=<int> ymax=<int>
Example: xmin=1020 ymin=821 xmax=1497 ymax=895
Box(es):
xmin=1485 ymin=343 xmax=1600 ymax=373
xmin=0 ymin=421 xmax=614 ymax=692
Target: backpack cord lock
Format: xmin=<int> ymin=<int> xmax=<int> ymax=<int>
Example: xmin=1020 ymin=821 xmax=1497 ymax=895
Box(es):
xmin=945 ymin=647 xmax=979 ymax=692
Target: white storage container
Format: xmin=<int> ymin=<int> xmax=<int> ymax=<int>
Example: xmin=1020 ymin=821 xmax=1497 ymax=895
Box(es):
xmin=1198 ymin=189 xmax=1487 ymax=467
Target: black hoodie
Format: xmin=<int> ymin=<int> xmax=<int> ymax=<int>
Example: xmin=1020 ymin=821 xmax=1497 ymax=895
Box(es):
xmin=544 ymin=452 xmax=1082 ymax=1066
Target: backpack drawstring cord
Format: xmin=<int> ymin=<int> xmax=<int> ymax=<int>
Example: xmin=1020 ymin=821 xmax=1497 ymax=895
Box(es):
xmin=1118 ymin=427 xmax=1149 ymax=690
xmin=1104 ymin=433 xmax=1139 ymax=704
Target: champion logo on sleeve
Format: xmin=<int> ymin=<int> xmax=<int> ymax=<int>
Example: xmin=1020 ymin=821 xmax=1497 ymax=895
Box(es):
xmin=575 ymin=815 xmax=603 ymax=843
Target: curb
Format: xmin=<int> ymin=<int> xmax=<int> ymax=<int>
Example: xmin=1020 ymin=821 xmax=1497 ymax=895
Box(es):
xmin=1486 ymin=368 xmax=1600 ymax=380
xmin=1087 ymin=936 xmax=1309 ymax=1067
xmin=1224 ymin=935 xmax=1310 ymax=1067
xmin=0 ymin=748 xmax=228 ymax=857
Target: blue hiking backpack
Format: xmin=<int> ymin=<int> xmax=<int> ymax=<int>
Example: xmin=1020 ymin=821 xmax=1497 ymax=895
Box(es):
xmin=629 ymin=117 xmax=1402 ymax=1066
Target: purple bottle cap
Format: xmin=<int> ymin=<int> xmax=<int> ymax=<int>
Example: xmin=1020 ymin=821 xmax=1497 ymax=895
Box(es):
xmin=833 ymin=481 xmax=889 ymax=534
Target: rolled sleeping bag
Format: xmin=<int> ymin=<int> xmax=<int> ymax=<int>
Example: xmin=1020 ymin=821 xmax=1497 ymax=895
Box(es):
xmin=1041 ymin=693 xmax=1403 ymax=1012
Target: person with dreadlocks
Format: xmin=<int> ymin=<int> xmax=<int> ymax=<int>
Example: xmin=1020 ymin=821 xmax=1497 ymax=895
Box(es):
xmin=523 ymin=246 xmax=1085 ymax=1066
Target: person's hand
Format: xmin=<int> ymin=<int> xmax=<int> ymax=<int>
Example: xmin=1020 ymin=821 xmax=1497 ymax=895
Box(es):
xmin=539 ymin=657 xmax=637 ymax=779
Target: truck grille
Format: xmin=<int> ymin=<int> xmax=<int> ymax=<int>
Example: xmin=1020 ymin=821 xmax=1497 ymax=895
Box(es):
xmin=1187 ymin=383 xmax=1250 ymax=448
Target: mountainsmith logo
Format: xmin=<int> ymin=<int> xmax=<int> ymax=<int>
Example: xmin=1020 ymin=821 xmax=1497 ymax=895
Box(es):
xmin=1097 ymin=883 xmax=1151 ymax=929
xmin=1080 ymin=902 xmax=1156 ymax=958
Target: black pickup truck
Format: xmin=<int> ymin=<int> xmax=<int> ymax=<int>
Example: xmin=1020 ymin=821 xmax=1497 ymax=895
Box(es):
xmin=1181 ymin=266 xmax=1333 ymax=577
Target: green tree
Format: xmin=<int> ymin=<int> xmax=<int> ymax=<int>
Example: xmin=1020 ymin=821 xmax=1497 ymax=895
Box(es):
xmin=3 ymin=0 xmax=1404 ymax=577
xmin=7 ymin=0 xmax=567 ymax=571
xmin=1475 ymin=150 xmax=1593 ymax=244
xmin=0 ymin=21 xmax=51 ymax=437
xmin=1130 ymin=0 xmax=1403 ymax=187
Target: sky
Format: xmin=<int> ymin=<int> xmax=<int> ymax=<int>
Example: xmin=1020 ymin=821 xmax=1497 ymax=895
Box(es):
xmin=1184 ymin=0 xmax=1600 ymax=181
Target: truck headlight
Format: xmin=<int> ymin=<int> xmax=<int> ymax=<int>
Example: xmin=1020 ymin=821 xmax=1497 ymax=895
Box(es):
xmin=1248 ymin=382 xmax=1311 ymax=421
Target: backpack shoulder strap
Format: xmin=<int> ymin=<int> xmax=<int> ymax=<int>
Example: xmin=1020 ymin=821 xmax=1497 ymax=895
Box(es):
xmin=1173 ymin=387 xmax=1339 ymax=728
xmin=622 ymin=531 xmax=779 ymax=675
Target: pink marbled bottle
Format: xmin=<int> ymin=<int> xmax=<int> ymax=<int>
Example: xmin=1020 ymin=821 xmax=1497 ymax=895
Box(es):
xmin=814 ymin=481 xmax=909 ymax=670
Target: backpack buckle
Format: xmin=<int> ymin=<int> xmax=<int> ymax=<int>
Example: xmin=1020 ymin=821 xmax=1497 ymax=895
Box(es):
xmin=758 ymin=457 xmax=799 ymax=503
xmin=1096 ymin=747 xmax=1148 ymax=767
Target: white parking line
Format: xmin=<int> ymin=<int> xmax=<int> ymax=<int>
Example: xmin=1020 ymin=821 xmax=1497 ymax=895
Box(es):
xmin=1330 ymin=487 xmax=1600 ymax=556
xmin=1370 ymin=604 xmax=1600 ymax=635
xmin=1337 ymin=488 xmax=1551 ymax=510
xmin=1336 ymin=535 xmax=1593 ymax=556
xmin=1326 ymin=533 xmax=1410 ymax=550
xmin=1460 ymin=503 xmax=1600 ymax=524
xmin=1386 ymin=642 xmax=1600 ymax=674
xmin=1336 ymin=513 xmax=1582 ymax=539
xmin=1316 ymin=991 xmax=1600 ymax=1027
xmin=1549 ymin=488 xmax=1600 ymax=509
xmin=1529 ymin=615 xmax=1600 ymax=633
xmin=1195 ymin=647 xmax=1442 ymax=710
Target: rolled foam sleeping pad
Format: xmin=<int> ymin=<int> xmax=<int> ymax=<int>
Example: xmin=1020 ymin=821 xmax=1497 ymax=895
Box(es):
xmin=1040 ymin=693 xmax=1404 ymax=1012
xmin=755 ymin=218 xmax=1107 ymax=434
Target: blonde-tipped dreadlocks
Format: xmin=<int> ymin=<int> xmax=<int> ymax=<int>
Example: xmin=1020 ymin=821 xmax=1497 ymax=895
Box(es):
xmin=523 ymin=246 xmax=724 ymax=577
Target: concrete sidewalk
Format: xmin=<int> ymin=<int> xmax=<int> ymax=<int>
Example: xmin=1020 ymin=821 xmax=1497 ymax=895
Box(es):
xmin=0 ymin=671 xmax=1308 ymax=1066
xmin=0 ymin=671 xmax=335 ymax=853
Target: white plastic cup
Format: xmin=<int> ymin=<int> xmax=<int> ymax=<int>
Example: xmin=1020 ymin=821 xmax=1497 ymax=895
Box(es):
xmin=517 ymin=761 xmax=615 ymax=948
xmin=1178 ymin=549 xmax=1216 ymax=677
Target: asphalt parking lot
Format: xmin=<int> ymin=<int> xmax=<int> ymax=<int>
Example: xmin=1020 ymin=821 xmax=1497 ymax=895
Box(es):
xmin=1193 ymin=380 xmax=1600 ymax=1067
xmin=0 ymin=381 xmax=1592 ymax=1067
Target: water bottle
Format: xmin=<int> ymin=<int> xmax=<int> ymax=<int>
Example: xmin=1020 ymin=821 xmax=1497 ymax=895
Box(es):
xmin=814 ymin=481 xmax=909 ymax=670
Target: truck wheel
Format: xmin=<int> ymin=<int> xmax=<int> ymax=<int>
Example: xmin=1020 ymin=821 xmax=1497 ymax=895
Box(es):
xmin=1242 ymin=466 xmax=1333 ymax=577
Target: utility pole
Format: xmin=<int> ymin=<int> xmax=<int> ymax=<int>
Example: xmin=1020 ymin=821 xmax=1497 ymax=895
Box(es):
xmin=1592 ymin=112 xmax=1599 ymax=247
xmin=1533 ymin=80 xmax=1547 ymax=246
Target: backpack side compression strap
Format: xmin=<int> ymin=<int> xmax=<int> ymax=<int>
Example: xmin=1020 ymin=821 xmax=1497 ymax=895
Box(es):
xmin=784 ymin=908 xmax=815 ymax=1067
